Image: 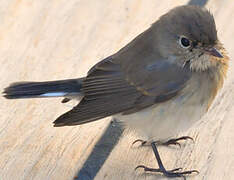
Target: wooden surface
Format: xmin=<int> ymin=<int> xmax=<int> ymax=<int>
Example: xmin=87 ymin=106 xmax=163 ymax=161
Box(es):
xmin=0 ymin=0 xmax=234 ymax=180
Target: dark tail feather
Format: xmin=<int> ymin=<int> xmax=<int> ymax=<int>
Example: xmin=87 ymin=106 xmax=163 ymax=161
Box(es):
xmin=3 ymin=78 xmax=84 ymax=99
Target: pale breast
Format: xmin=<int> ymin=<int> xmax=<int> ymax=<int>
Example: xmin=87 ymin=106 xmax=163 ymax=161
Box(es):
xmin=114 ymin=71 xmax=221 ymax=141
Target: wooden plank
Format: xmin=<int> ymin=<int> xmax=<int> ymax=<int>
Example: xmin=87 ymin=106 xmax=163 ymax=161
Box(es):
xmin=0 ymin=0 xmax=233 ymax=180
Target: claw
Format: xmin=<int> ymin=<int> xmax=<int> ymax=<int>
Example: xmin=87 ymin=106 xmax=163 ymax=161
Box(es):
xmin=135 ymin=165 xmax=161 ymax=173
xmin=170 ymin=168 xmax=183 ymax=172
xmin=165 ymin=140 xmax=182 ymax=148
xmin=179 ymin=136 xmax=194 ymax=142
xmin=163 ymin=136 xmax=194 ymax=147
xmin=135 ymin=165 xmax=146 ymax=171
xmin=179 ymin=170 xmax=199 ymax=175
xmin=132 ymin=139 xmax=147 ymax=147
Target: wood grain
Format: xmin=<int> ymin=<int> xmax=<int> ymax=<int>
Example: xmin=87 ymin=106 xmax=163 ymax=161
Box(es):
xmin=0 ymin=0 xmax=233 ymax=180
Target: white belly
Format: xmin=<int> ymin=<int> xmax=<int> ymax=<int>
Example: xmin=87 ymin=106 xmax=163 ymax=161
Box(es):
xmin=115 ymin=98 xmax=206 ymax=141
xmin=114 ymin=73 xmax=214 ymax=141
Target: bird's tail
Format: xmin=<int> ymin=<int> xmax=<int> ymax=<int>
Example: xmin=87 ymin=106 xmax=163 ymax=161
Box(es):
xmin=3 ymin=78 xmax=84 ymax=99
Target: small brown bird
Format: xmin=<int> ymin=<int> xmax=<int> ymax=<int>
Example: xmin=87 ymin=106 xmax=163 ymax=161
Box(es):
xmin=3 ymin=5 xmax=229 ymax=179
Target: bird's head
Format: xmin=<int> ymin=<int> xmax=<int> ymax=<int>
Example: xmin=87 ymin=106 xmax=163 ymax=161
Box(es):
xmin=154 ymin=5 xmax=227 ymax=72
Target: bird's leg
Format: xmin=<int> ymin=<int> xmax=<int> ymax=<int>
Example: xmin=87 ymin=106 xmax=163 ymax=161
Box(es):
xmin=135 ymin=142 xmax=198 ymax=179
xmin=132 ymin=136 xmax=193 ymax=147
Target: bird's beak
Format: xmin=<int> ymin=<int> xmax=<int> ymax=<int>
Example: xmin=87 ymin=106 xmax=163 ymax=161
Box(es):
xmin=204 ymin=47 xmax=223 ymax=58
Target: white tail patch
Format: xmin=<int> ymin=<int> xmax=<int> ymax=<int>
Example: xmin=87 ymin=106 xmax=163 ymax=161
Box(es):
xmin=39 ymin=92 xmax=67 ymax=97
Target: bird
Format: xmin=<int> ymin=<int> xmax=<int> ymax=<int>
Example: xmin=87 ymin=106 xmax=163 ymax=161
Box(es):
xmin=3 ymin=5 xmax=229 ymax=179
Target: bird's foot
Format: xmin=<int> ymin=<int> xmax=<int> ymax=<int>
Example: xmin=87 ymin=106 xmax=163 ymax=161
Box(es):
xmin=132 ymin=136 xmax=194 ymax=147
xmin=135 ymin=165 xmax=198 ymax=180
xmin=134 ymin=140 xmax=198 ymax=179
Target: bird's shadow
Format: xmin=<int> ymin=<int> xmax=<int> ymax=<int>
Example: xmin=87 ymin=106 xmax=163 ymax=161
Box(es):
xmin=74 ymin=120 xmax=124 ymax=180
xmin=188 ymin=0 xmax=208 ymax=6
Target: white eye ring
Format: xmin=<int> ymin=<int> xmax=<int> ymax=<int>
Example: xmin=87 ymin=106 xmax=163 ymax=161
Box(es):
xmin=179 ymin=36 xmax=191 ymax=49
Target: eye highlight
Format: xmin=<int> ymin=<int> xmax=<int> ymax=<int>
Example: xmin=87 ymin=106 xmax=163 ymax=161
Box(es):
xmin=179 ymin=36 xmax=191 ymax=48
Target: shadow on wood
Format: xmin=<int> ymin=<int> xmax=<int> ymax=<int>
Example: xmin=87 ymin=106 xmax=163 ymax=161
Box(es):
xmin=75 ymin=121 xmax=124 ymax=180
xmin=188 ymin=0 xmax=208 ymax=6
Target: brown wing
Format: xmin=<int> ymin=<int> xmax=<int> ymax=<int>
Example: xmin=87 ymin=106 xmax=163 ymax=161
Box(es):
xmin=54 ymin=27 xmax=191 ymax=127
xmin=53 ymin=58 xmax=190 ymax=127
xmin=53 ymin=57 xmax=146 ymax=126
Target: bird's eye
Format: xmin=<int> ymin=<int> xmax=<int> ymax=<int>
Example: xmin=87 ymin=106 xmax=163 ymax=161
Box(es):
xmin=179 ymin=36 xmax=191 ymax=48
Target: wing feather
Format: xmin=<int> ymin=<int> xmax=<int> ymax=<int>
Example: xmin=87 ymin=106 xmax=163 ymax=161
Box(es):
xmin=54 ymin=27 xmax=192 ymax=127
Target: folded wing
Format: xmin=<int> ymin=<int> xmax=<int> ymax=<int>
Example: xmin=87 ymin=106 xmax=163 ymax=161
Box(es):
xmin=54 ymin=28 xmax=191 ymax=126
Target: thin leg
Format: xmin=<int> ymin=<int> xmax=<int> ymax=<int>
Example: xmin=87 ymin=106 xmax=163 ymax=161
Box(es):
xmin=135 ymin=142 xmax=198 ymax=179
